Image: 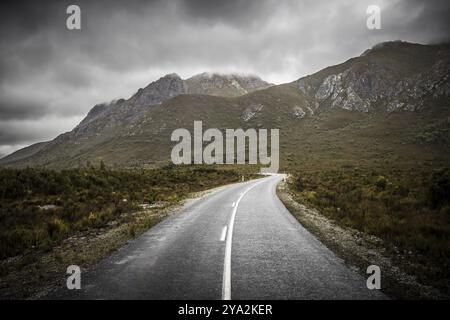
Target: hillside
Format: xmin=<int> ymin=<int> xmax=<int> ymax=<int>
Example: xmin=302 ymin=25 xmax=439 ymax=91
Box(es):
xmin=0 ymin=141 xmax=49 ymax=165
xmin=0 ymin=73 xmax=271 ymax=167
xmin=1 ymin=41 xmax=449 ymax=170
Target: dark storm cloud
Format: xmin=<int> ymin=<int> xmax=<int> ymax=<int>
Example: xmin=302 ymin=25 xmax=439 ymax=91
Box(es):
xmin=0 ymin=123 xmax=38 ymax=144
xmin=0 ymin=115 xmax=80 ymax=144
xmin=0 ymin=96 xmax=49 ymax=120
xmin=381 ymin=0 xmax=450 ymax=44
xmin=1 ymin=0 xmax=450 ymax=155
xmin=177 ymin=0 xmax=271 ymax=26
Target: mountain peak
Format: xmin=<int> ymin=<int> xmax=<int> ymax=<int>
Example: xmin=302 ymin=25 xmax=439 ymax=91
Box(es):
xmin=163 ymin=73 xmax=181 ymax=79
xmin=361 ymin=40 xmax=427 ymax=56
xmin=185 ymin=72 xmax=271 ymax=97
xmin=188 ymin=72 xmax=264 ymax=81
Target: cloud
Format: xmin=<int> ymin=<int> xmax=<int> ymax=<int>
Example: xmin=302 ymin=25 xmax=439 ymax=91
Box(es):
xmin=0 ymin=0 xmax=449 ymax=155
xmin=0 ymin=115 xmax=82 ymax=145
xmin=0 ymin=144 xmax=27 ymax=159
xmin=176 ymin=0 xmax=273 ymax=27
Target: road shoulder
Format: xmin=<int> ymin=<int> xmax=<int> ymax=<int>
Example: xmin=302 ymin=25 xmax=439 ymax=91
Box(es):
xmin=276 ymin=179 xmax=447 ymax=300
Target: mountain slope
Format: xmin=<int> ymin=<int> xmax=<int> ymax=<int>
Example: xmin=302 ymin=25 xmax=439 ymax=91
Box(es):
xmin=67 ymin=73 xmax=271 ymax=139
xmin=294 ymin=41 xmax=450 ymax=114
xmin=1 ymin=41 xmax=449 ymax=169
xmin=0 ymin=141 xmax=49 ymax=165
xmin=0 ymin=73 xmax=271 ymax=168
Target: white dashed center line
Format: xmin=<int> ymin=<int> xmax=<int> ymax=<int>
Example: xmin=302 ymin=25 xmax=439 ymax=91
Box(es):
xmin=220 ymin=226 xmax=228 ymax=242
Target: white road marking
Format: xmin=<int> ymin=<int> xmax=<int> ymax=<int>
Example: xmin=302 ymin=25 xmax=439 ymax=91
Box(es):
xmin=220 ymin=226 xmax=228 ymax=241
xmin=231 ymin=202 xmax=236 ymax=208
xmin=222 ymin=178 xmax=268 ymax=300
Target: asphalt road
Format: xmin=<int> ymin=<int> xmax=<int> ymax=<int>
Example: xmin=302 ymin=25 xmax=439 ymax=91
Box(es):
xmin=51 ymin=175 xmax=385 ymax=299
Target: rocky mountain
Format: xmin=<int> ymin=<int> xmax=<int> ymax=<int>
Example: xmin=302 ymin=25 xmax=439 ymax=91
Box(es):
xmin=1 ymin=41 xmax=449 ymax=169
xmin=294 ymin=41 xmax=450 ymax=115
xmin=71 ymin=72 xmax=271 ymax=137
xmin=0 ymin=73 xmax=271 ymax=167
xmin=185 ymin=72 xmax=272 ymax=97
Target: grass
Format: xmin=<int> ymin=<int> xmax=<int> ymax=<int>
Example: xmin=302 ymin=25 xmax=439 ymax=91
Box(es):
xmin=287 ymin=166 xmax=450 ymax=294
xmin=0 ymin=164 xmax=247 ymax=260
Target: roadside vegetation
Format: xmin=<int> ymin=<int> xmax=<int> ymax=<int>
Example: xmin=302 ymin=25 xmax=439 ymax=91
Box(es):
xmin=287 ymin=166 xmax=450 ymax=294
xmin=0 ymin=164 xmax=244 ymax=260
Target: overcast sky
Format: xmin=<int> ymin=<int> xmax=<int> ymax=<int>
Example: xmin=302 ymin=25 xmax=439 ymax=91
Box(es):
xmin=1 ymin=0 xmax=450 ymax=157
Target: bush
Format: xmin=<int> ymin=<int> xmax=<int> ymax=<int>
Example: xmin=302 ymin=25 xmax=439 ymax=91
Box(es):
xmin=46 ymin=218 xmax=68 ymax=239
xmin=428 ymin=169 xmax=450 ymax=209
xmin=0 ymin=165 xmax=243 ymax=259
xmin=287 ymin=166 xmax=450 ymax=289
xmin=375 ymin=175 xmax=387 ymax=191
xmin=295 ymin=176 xmax=304 ymax=191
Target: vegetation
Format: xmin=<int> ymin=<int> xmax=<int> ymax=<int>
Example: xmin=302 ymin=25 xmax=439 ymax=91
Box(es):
xmin=0 ymin=165 xmax=243 ymax=260
xmin=287 ymin=166 xmax=450 ymax=291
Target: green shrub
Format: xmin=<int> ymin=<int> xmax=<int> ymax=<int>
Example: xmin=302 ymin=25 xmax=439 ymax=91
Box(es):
xmin=46 ymin=218 xmax=68 ymax=239
xmin=0 ymin=165 xmax=242 ymax=259
xmin=287 ymin=166 xmax=450 ymax=289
